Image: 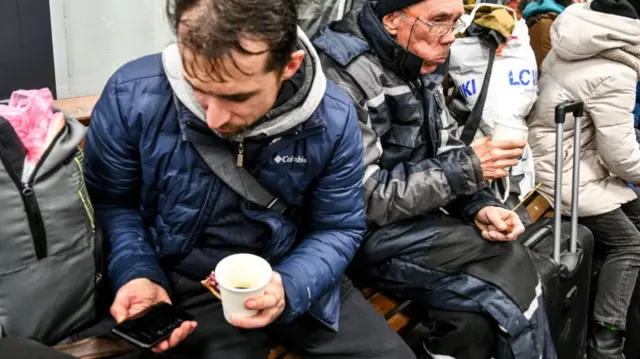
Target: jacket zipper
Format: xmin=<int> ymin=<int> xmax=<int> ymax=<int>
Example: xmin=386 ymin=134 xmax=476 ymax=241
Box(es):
xmin=250 ymin=124 xmax=325 ymax=173
xmin=0 ymin=152 xmax=46 ymax=259
xmin=182 ymin=120 xmax=324 ymax=240
xmin=0 ymin=129 xmax=67 ymax=260
xmin=25 ymin=129 xmax=66 ymax=259
xmin=286 ymin=124 xmax=325 ymax=142
xmin=236 ymin=142 xmax=245 ymax=167
xmin=21 ymin=183 xmax=47 ymax=259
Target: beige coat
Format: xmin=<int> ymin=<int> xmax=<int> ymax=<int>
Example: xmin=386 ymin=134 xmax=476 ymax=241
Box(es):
xmin=527 ymin=3 xmax=640 ymax=217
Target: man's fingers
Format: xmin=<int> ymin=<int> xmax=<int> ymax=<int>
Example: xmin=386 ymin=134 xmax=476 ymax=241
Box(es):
xmin=231 ymin=308 xmax=278 ymax=329
xmin=486 ymin=209 xmax=508 ymax=231
xmin=507 ymin=224 xmax=525 ymax=240
xmin=505 ymin=214 xmax=525 ymax=239
xmin=152 ymin=321 xmax=197 ymax=353
xmin=482 ymin=229 xmax=509 ymax=241
xmin=110 ymin=306 xmax=128 ymax=324
xmin=486 ymin=168 xmax=509 ymax=179
xmin=152 ymin=340 xmax=170 ymax=353
xmin=109 ymin=299 xmax=130 ymax=324
xmin=484 ymin=216 xmax=524 ymax=241
xmin=494 ymin=159 xmax=520 ymax=168
xmin=168 ymin=321 xmax=194 ymax=348
xmin=471 ymin=136 xmax=491 ymax=147
xmin=489 ymin=231 xmax=510 ymax=241
xmin=475 ymin=219 xmax=489 ymax=231
xmin=493 ymin=148 xmax=524 ymax=161
xmin=246 ymin=293 xmax=279 ymax=310
xmin=492 ymin=139 xmax=526 ymax=150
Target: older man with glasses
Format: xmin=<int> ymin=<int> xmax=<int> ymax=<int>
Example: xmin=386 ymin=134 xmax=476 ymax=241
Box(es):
xmin=313 ymin=0 xmax=556 ymax=358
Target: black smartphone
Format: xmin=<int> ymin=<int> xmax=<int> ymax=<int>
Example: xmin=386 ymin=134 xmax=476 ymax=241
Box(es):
xmin=111 ymin=302 xmax=194 ymax=349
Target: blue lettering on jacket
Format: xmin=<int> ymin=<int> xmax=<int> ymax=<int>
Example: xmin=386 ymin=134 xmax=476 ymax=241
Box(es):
xmin=460 ymin=79 xmax=477 ymax=97
xmin=509 ymin=69 xmax=538 ymax=86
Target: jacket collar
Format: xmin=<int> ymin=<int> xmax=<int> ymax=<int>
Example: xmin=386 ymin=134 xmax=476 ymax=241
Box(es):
xmin=357 ymin=1 xmax=449 ymax=82
xmin=163 ymin=27 xmax=327 ymax=141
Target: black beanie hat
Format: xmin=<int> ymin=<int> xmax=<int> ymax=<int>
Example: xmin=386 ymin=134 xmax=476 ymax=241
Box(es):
xmin=591 ymin=0 xmax=640 ymax=19
xmin=375 ymin=0 xmax=425 ymax=17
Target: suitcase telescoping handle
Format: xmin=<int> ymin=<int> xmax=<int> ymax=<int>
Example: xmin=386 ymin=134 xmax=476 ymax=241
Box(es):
xmin=553 ymin=101 xmax=584 ymax=265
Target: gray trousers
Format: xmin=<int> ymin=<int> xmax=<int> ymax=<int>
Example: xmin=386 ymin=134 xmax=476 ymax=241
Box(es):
xmin=580 ymin=196 xmax=640 ymax=330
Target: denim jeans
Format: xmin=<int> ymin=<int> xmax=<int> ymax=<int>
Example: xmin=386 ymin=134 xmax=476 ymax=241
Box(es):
xmin=579 ymin=197 xmax=640 ymax=330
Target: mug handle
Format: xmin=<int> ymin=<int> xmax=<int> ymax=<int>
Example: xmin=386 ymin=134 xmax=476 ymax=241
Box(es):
xmin=201 ymin=280 xmax=222 ymax=300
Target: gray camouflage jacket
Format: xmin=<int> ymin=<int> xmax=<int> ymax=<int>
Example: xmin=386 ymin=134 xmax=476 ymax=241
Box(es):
xmin=313 ymin=5 xmax=502 ymax=227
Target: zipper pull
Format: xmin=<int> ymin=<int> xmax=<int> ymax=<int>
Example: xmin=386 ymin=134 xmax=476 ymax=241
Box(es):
xmin=22 ymin=183 xmax=33 ymax=196
xmin=237 ymin=142 xmax=244 ymax=168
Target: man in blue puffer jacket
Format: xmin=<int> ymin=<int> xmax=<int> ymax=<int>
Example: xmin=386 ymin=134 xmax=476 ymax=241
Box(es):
xmin=82 ymin=0 xmax=414 ymax=358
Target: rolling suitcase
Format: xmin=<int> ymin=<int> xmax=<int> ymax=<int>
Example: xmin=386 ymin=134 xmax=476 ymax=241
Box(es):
xmin=520 ymin=101 xmax=594 ymax=359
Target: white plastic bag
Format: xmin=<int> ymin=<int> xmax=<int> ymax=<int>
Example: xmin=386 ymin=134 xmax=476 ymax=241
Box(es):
xmin=450 ymin=3 xmax=538 ymax=200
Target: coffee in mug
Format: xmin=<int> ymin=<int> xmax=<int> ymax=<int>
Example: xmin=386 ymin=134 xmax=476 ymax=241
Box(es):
xmin=205 ymin=253 xmax=272 ymax=324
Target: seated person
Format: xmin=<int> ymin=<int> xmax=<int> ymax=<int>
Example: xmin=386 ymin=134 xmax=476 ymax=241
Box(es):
xmin=313 ymin=0 xmax=556 ymax=358
xmin=82 ymin=0 xmax=415 ymax=357
xmin=527 ymin=1 xmax=640 ymax=358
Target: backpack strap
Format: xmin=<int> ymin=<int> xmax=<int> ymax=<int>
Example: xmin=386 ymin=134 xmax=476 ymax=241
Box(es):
xmin=188 ymin=133 xmax=288 ymax=214
xmin=459 ymin=35 xmax=499 ymax=145
xmin=173 ymin=96 xmax=288 ymax=214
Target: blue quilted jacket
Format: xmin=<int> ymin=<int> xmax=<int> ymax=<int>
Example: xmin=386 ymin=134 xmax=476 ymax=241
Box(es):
xmin=83 ymin=31 xmax=366 ymax=329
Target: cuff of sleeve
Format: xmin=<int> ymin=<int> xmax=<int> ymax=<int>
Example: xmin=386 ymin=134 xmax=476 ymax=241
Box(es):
xmin=462 ymin=190 xmax=506 ymax=223
xmin=468 ymin=147 xmax=485 ymax=184
xmin=442 ymin=147 xmax=484 ymax=196
xmin=275 ymin=266 xmax=311 ymax=323
xmin=110 ymin=257 xmax=170 ymax=295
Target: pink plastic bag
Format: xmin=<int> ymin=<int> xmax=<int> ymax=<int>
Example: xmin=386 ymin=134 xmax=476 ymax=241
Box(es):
xmin=0 ymin=88 xmax=65 ymax=180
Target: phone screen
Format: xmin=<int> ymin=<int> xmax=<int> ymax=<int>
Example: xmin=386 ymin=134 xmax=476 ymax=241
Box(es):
xmin=112 ymin=302 xmax=194 ymax=349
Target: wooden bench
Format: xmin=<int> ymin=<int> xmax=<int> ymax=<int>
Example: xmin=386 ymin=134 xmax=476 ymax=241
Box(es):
xmin=54 ymin=95 xmax=98 ymax=127
xmin=54 ymin=95 xmax=553 ymax=359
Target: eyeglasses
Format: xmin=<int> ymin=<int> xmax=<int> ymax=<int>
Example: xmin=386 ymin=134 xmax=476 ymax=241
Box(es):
xmin=401 ymin=9 xmax=466 ymax=36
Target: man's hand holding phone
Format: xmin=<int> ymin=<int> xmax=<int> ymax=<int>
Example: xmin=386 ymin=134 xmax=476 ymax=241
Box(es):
xmin=111 ymin=278 xmax=198 ymax=353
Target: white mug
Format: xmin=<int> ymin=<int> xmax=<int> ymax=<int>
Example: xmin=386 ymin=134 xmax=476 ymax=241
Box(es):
xmin=203 ymin=253 xmax=272 ymax=324
xmin=492 ymin=120 xmax=528 ymax=142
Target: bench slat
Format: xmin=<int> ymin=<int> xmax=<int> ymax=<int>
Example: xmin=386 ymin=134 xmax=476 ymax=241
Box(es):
xmin=360 ymin=287 xmax=377 ymax=299
xmin=368 ymin=293 xmax=402 ymax=317
xmin=53 ymin=95 xmax=99 ymax=126
xmin=269 ymin=346 xmax=287 ymax=359
xmin=387 ymin=312 xmax=412 ymax=332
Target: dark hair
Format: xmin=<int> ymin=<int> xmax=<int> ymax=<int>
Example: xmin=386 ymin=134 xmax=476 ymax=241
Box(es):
xmin=166 ymin=0 xmax=298 ymax=81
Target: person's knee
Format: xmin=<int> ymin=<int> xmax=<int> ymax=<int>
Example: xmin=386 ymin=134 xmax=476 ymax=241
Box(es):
xmin=446 ymin=310 xmax=496 ymax=343
xmin=430 ymin=310 xmax=496 ymax=345
xmin=422 ymin=310 xmax=497 ymax=358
